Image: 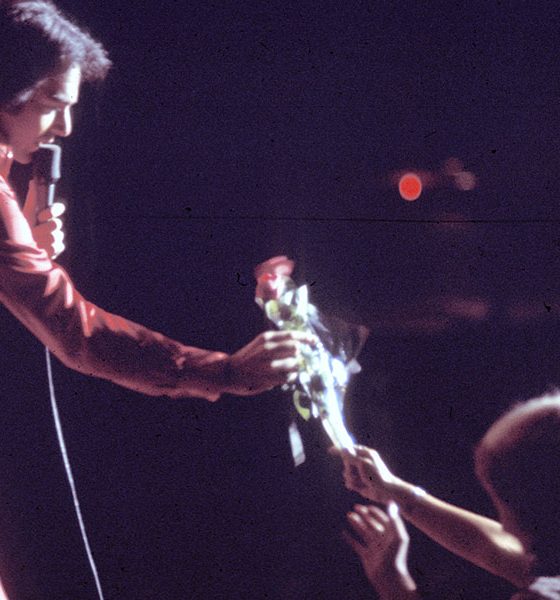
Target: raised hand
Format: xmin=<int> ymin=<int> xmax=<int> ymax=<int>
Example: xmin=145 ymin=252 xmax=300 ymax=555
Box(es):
xmin=344 ymin=503 xmax=419 ymax=599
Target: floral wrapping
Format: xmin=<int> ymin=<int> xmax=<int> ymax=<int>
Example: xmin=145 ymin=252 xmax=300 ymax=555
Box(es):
xmin=254 ymin=256 xmax=368 ymax=455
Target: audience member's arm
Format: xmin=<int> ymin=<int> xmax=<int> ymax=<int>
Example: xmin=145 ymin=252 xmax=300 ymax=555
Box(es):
xmin=340 ymin=446 xmax=531 ymax=588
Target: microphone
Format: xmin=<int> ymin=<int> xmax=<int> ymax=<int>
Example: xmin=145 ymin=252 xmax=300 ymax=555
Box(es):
xmin=32 ymin=143 xmax=61 ymax=210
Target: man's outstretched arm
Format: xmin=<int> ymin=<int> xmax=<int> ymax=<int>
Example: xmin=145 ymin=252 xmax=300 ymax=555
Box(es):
xmin=0 ymin=177 xmax=312 ymax=400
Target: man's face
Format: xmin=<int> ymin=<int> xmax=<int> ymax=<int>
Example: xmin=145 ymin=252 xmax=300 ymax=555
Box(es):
xmin=0 ymin=65 xmax=81 ymax=164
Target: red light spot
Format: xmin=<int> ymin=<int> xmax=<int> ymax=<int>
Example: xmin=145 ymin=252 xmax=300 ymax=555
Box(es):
xmin=398 ymin=172 xmax=422 ymax=201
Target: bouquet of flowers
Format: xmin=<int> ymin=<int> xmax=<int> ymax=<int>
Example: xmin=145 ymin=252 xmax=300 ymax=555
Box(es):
xmin=254 ymin=256 xmax=368 ymax=458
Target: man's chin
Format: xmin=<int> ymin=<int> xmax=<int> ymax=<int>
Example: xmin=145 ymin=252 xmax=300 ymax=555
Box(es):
xmin=13 ymin=150 xmax=33 ymax=164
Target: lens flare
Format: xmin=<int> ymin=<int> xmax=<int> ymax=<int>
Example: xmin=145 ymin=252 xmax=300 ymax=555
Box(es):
xmin=398 ymin=172 xmax=422 ymax=201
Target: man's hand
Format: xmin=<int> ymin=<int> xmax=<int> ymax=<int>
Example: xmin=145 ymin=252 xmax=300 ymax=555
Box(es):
xmin=344 ymin=503 xmax=419 ymax=599
xmin=23 ymin=179 xmax=66 ymax=259
xmin=225 ymin=330 xmax=315 ymax=396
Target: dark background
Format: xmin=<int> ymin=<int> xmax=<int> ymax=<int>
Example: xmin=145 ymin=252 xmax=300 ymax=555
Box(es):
xmin=1 ymin=1 xmax=560 ymax=598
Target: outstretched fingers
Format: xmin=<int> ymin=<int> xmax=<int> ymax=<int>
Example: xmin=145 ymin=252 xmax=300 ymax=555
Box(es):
xmin=261 ymin=330 xmax=316 ymax=359
xmin=343 ymin=503 xmax=396 ymax=570
xmin=225 ymin=330 xmax=316 ymax=396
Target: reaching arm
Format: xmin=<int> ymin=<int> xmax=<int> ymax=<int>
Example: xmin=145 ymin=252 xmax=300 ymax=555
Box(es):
xmin=0 ymin=176 xmax=312 ymax=400
xmin=340 ymin=446 xmax=532 ymax=588
xmin=383 ymin=478 xmax=529 ymax=587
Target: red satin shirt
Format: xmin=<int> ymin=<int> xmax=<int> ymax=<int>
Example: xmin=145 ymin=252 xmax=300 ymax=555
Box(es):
xmin=0 ymin=168 xmax=228 ymax=401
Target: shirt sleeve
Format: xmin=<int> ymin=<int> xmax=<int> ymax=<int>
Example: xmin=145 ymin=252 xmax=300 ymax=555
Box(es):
xmin=0 ymin=176 xmax=229 ymax=401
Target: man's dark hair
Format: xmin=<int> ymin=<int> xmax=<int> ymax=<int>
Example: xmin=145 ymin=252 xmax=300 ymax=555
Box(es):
xmin=0 ymin=0 xmax=111 ymax=110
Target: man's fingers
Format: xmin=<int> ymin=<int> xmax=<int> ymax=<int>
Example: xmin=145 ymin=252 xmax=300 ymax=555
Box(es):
xmin=34 ymin=218 xmax=63 ymax=234
xmin=257 ymin=332 xmax=312 ymax=358
xmin=37 ymin=202 xmax=66 ymax=221
xmin=270 ymin=356 xmax=301 ymax=371
xmin=261 ymin=330 xmax=314 ymax=341
xmin=286 ymin=371 xmax=298 ymax=384
xmin=264 ymin=341 xmax=304 ymax=359
xmin=32 ymin=221 xmax=65 ymax=259
xmin=50 ymin=243 xmax=66 ymax=260
xmin=33 ymin=224 xmax=64 ymax=245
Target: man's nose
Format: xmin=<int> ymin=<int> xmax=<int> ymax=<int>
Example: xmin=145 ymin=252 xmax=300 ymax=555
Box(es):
xmin=51 ymin=106 xmax=73 ymax=138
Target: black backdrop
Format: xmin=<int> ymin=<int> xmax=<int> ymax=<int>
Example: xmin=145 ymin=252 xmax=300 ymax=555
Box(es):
xmin=1 ymin=2 xmax=559 ymax=598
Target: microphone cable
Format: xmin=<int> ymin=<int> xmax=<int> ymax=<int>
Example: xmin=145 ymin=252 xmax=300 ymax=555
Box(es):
xmin=45 ymin=347 xmax=106 ymax=600
xmin=35 ymin=145 xmax=106 ymax=599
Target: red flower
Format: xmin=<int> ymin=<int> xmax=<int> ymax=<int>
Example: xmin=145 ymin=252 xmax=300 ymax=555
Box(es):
xmin=254 ymin=255 xmax=295 ymax=304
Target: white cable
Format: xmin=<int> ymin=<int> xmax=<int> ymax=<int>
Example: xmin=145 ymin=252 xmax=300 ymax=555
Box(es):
xmin=45 ymin=347 xmax=105 ymax=600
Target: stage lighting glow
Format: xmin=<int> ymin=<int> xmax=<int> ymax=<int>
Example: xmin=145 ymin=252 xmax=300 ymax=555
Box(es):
xmin=454 ymin=170 xmax=477 ymax=191
xmin=398 ymin=172 xmax=422 ymax=201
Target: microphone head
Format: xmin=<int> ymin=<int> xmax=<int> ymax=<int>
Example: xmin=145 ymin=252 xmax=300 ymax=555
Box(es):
xmin=32 ymin=144 xmax=61 ymax=183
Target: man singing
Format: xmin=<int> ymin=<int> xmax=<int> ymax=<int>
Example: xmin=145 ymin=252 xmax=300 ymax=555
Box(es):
xmin=0 ymin=1 xmax=311 ymax=596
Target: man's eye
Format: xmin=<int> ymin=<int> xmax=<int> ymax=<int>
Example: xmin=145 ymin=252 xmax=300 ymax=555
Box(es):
xmin=35 ymin=100 xmax=66 ymax=113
